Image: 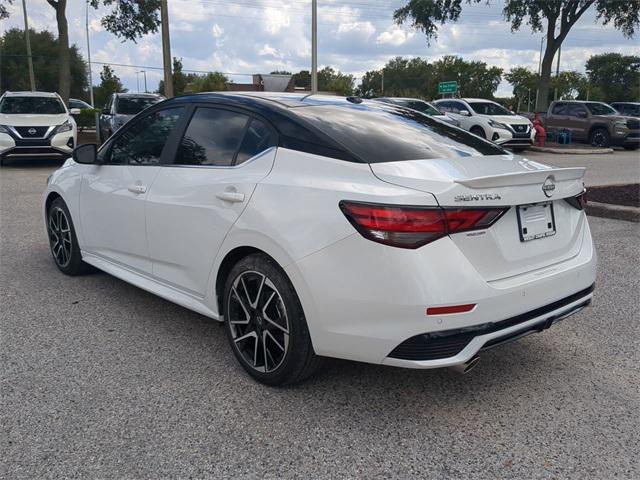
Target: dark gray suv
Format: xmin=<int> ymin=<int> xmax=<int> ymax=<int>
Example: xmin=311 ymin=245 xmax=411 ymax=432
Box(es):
xmin=99 ymin=93 xmax=164 ymax=142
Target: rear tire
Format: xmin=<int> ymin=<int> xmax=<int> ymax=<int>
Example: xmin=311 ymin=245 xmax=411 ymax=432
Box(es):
xmin=589 ymin=128 xmax=610 ymax=148
xmin=470 ymin=126 xmax=486 ymax=139
xmin=47 ymin=197 xmax=91 ymax=275
xmin=0 ymin=154 xmax=5 ymax=166
xmin=223 ymin=253 xmax=323 ymax=386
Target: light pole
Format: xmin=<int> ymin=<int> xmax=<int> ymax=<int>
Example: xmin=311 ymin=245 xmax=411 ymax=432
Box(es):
xmin=141 ymin=70 xmax=147 ymax=93
xmin=85 ymin=0 xmax=99 ymax=143
xmin=311 ymin=0 xmax=317 ymax=94
xmin=21 ymin=0 xmax=36 ymax=91
xmin=160 ymin=0 xmax=174 ymax=98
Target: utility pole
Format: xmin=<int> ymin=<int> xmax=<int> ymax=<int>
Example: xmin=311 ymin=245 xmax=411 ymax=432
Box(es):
xmin=141 ymin=70 xmax=147 ymax=93
xmin=136 ymin=71 xmax=140 ymax=92
xmin=311 ymin=0 xmax=317 ymax=94
xmin=381 ymin=68 xmax=384 ymax=96
xmin=160 ymin=0 xmax=174 ymax=98
xmin=21 ymin=0 xmax=36 ymax=91
xmin=85 ymin=0 xmax=99 ymax=143
xmin=554 ymin=44 xmax=561 ymax=101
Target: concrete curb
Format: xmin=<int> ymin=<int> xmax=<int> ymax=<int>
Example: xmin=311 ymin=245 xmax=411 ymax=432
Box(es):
xmin=586 ymin=201 xmax=640 ymax=222
xmin=528 ymin=146 xmax=614 ymax=154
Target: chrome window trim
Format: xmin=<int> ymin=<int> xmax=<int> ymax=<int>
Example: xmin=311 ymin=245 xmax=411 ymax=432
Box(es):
xmin=166 ymin=146 xmax=276 ymax=170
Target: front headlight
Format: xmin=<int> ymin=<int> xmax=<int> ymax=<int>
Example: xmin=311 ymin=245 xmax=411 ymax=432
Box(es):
xmin=488 ymin=120 xmax=509 ymax=130
xmin=614 ymin=121 xmax=627 ymax=129
xmin=55 ymin=121 xmax=73 ymax=134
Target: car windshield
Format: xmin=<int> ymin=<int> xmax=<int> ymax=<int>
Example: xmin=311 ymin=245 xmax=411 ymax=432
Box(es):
xmin=397 ymin=100 xmax=442 ymax=116
xmin=467 ymin=101 xmax=512 ymax=116
xmin=116 ymin=97 xmax=160 ymax=115
xmin=585 ymin=102 xmax=618 ymax=116
xmin=0 ymin=96 xmax=66 ymax=114
xmin=293 ymin=103 xmax=506 ymax=163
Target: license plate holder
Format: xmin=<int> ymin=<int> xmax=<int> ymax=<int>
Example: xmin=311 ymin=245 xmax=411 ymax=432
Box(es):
xmin=517 ymin=202 xmax=556 ymax=242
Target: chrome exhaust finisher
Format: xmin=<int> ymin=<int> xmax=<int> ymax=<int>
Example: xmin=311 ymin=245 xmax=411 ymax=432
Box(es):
xmin=448 ymin=355 xmax=480 ymax=374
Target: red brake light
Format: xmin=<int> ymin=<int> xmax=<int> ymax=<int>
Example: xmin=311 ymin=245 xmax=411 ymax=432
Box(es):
xmin=340 ymin=201 xmax=507 ymax=249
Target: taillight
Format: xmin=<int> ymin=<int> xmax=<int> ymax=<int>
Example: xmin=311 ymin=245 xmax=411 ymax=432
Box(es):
xmin=564 ymin=190 xmax=587 ymax=210
xmin=339 ymin=201 xmax=507 ymax=249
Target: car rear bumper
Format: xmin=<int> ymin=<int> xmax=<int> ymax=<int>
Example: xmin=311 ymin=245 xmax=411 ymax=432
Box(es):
xmin=286 ymin=213 xmax=597 ymax=368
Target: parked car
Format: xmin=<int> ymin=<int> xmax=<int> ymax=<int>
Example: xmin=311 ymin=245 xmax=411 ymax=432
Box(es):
xmin=433 ymin=98 xmax=534 ymax=151
xmin=44 ymin=93 xmax=596 ymax=385
xmin=69 ymin=98 xmax=92 ymax=110
xmin=545 ymin=100 xmax=640 ymax=149
xmin=610 ymin=102 xmax=640 ymax=118
xmin=99 ymin=92 xmax=164 ymax=142
xmin=372 ymin=97 xmax=460 ymax=126
xmin=0 ymin=91 xmax=78 ymax=166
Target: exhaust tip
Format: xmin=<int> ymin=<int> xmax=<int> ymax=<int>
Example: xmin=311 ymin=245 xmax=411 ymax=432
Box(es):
xmin=449 ymin=356 xmax=480 ymax=374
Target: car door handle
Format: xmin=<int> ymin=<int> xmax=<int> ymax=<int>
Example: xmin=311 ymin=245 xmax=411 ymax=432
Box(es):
xmin=127 ymin=183 xmax=147 ymax=194
xmin=216 ymin=191 xmax=245 ymax=203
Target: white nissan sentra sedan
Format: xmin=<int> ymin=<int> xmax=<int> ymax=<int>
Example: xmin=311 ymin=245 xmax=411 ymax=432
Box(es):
xmin=43 ymin=93 xmax=596 ymax=385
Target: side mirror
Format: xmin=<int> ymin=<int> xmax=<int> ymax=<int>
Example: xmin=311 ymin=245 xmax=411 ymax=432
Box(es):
xmin=577 ymin=110 xmax=588 ymax=118
xmin=101 ymin=108 xmax=110 ymax=115
xmin=73 ymin=143 xmax=98 ymax=164
xmin=69 ymin=108 xmax=81 ymax=115
xmin=459 ymin=109 xmax=471 ymax=116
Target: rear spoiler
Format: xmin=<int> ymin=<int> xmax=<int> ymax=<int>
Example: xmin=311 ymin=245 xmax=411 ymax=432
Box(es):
xmin=454 ymin=167 xmax=585 ymax=189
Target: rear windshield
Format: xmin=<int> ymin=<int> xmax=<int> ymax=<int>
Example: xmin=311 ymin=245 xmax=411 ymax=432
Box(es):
xmin=0 ymin=96 xmax=66 ymax=114
xmin=293 ymin=103 xmax=506 ymax=163
xmin=467 ymin=101 xmax=512 ymax=116
xmin=585 ymin=102 xmax=617 ymax=116
xmin=395 ymin=100 xmax=442 ymax=116
xmin=116 ymin=96 xmax=161 ymax=115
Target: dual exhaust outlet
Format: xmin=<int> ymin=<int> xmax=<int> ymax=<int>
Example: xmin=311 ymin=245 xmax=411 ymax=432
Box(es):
xmin=448 ymin=355 xmax=480 ymax=374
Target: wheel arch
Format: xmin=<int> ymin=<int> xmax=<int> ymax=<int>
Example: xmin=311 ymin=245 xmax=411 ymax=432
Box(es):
xmin=215 ymin=246 xmax=266 ymax=314
xmin=588 ymin=123 xmax=611 ymax=138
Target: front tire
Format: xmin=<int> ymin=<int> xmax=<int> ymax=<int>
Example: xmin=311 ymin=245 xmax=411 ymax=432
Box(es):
xmin=470 ymin=126 xmax=486 ymax=139
xmin=223 ymin=253 xmax=322 ymax=386
xmin=589 ymin=128 xmax=611 ymax=148
xmin=623 ymin=144 xmax=639 ymax=151
xmin=47 ymin=197 xmax=91 ymax=275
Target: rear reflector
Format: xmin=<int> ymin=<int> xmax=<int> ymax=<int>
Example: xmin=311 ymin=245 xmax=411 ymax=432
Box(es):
xmin=427 ymin=304 xmax=476 ymax=315
xmin=339 ymin=201 xmax=507 ymax=249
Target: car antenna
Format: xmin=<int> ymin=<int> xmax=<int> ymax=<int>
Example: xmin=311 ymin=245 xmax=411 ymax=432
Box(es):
xmin=300 ymin=92 xmax=315 ymax=102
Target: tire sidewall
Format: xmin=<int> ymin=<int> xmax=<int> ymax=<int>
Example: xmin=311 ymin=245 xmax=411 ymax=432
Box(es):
xmin=471 ymin=126 xmax=486 ymax=139
xmin=47 ymin=198 xmax=85 ymax=275
xmin=222 ymin=253 xmax=312 ymax=386
xmin=590 ymin=128 xmax=610 ymax=148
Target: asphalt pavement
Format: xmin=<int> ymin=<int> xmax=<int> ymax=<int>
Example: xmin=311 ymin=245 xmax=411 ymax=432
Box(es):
xmin=1 ymin=159 xmax=639 ymax=479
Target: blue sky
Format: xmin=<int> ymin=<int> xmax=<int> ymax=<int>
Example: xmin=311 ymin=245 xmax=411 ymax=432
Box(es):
xmin=2 ymin=0 xmax=639 ymax=97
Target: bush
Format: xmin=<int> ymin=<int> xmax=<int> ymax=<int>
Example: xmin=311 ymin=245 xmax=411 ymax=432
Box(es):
xmin=75 ymin=108 xmax=101 ymax=131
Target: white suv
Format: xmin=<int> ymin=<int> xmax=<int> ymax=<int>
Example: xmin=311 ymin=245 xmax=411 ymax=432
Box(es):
xmin=433 ymin=98 xmax=534 ymax=151
xmin=0 ymin=91 xmax=78 ymax=166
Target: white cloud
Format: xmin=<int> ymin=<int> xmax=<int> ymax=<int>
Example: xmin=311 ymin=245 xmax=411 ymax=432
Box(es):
xmin=212 ymin=24 xmax=224 ymax=38
xmin=376 ymin=28 xmax=415 ymax=46
xmin=259 ymin=44 xmax=279 ymax=57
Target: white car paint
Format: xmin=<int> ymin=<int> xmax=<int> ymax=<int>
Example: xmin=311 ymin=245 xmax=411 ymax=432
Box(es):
xmin=43 ymin=93 xmax=596 ymax=375
xmin=433 ymin=98 xmax=534 ymax=149
xmin=0 ymin=91 xmax=77 ymax=163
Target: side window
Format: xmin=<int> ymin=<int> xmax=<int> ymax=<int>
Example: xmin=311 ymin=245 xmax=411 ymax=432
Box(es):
xmin=552 ymin=103 xmax=567 ymax=115
xmin=567 ymin=104 xmax=587 ymax=117
xmin=175 ymin=107 xmax=249 ymax=166
xmin=436 ymin=101 xmax=451 ymax=113
xmin=449 ymin=101 xmax=465 ymax=114
xmin=109 ymin=107 xmax=184 ymax=165
xmin=236 ymin=118 xmax=277 ymax=165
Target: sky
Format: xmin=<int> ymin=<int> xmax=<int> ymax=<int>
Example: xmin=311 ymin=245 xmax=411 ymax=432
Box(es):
xmin=1 ymin=0 xmax=639 ymax=97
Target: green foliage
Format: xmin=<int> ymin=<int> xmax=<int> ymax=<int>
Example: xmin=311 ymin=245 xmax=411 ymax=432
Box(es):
xmin=292 ymin=70 xmax=311 ymax=88
xmin=0 ymin=0 xmax=13 ymax=20
xmin=270 ymin=70 xmax=292 ymax=75
xmin=0 ymin=28 xmax=88 ymax=97
xmin=93 ymin=65 xmax=126 ymax=108
xmin=187 ymin=72 xmax=229 ymax=92
xmin=318 ymin=67 xmax=354 ymax=95
xmin=356 ymin=55 xmax=502 ymax=99
xmin=585 ymin=53 xmax=640 ymax=102
xmin=75 ymin=108 xmax=101 ymax=131
xmin=158 ymin=57 xmax=198 ymax=96
xmin=550 ymin=71 xmax=587 ymax=100
xmin=89 ymin=0 xmax=162 ymax=42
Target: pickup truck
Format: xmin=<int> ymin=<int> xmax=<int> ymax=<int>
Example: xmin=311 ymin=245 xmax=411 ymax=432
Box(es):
xmin=544 ymin=100 xmax=640 ymax=150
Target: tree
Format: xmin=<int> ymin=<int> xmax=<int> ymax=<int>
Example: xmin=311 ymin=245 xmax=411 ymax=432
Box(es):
xmin=394 ymin=0 xmax=640 ymax=111
xmin=432 ymin=55 xmax=502 ymax=98
xmin=550 ymin=70 xmax=587 ymax=100
xmin=270 ymin=70 xmax=292 ymax=75
xmin=188 ymin=72 xmax=228 ymax=92
xmin=317 ymin=66 xmax=354 ymax=95
xmin=158 ymin=57 xmax=194 ymax=96
xmin=94 ymin=65 xmax=125 ymax=107
xmin=585 ymin=53 xmax=640 ymax=102
xmin=292 ymin=70 xmax=311 ymax=89
xmin=0 ymin=28 xmax=88 ymax=98
xmin=1 ymin=0 xmax=162 ymax=103
xmin=505 ymin=67 xmax=539 ymax=110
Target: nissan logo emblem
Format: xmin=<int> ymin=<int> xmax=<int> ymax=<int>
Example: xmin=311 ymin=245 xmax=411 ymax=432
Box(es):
xmin=542 ymin=177 xmax=556 ymax=198
xmin=28 ymin=128 xmax=37 ymax=135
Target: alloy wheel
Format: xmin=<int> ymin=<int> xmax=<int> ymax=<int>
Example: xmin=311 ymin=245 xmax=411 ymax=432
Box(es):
xmin=48 ymin=207 xmax=72 ymax=268
xmin=591 ymin=131 xmax=607 ymax=147
xmin=227 ymin=270 xmax=290 ymax=373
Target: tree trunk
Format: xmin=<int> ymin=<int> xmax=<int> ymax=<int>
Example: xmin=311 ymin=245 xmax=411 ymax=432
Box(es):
xmin=55 ymin=0 xmax=70 ymax=103
xmin=536 ymin=47 xmax=556 ymax=112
